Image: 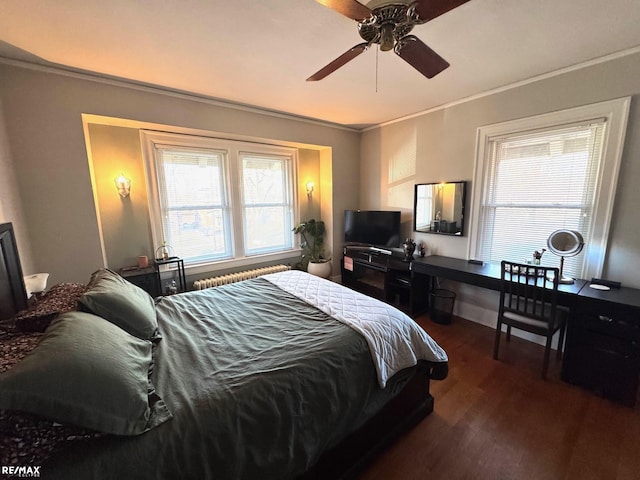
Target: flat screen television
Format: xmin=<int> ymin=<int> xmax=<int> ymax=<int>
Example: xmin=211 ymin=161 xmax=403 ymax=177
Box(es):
xmin=344 ymin=210 xmax=401 ymax=248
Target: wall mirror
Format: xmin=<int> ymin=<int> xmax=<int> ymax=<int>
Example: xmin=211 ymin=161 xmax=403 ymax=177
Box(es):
xmin=413 ymin=181 xmax=467 ymax=236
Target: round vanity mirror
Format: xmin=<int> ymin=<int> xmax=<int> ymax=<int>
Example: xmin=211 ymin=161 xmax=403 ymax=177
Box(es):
xmin=547 ymin=229 xmax=584 ymax=256
xmin=546 ymin=229 xmax=584 ymax=283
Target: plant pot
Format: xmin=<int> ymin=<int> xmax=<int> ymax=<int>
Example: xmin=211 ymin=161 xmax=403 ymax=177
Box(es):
xmin=307 ymin=260 xmax=331 ymax=279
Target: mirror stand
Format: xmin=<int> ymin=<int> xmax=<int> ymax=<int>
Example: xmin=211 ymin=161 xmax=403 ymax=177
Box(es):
xmin=547 ymin=229 xmax=585 ymax=284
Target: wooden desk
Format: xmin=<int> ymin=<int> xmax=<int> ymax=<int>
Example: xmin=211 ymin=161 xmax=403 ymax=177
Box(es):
xmin=411 ymin=255 xmax=587 ymax=298
xmin=411 ymin=255 xmax=640 ymax=406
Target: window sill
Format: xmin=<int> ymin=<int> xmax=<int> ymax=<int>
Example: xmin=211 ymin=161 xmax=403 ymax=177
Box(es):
xmin=184 ymin=249 xmax=301 ymax=277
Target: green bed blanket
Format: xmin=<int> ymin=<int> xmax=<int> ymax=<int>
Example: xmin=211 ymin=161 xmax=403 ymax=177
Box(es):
xmin=46 ymin=277 xmax=420 ymax=479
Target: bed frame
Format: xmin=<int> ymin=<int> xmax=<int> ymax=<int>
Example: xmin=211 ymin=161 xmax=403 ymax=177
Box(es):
xmin=0 ymin=222 xmax=446 ymax=478
xmin=303 ymin=360 xmax=447 ymax=479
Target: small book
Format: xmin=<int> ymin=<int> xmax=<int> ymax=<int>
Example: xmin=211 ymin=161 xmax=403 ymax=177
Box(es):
xmin=344 ymin=256 xmax=354 ymax=272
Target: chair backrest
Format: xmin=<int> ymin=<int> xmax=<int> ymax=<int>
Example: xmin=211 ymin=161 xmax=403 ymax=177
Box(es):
xmin=500 ymin=261 xmax=560 ymax=324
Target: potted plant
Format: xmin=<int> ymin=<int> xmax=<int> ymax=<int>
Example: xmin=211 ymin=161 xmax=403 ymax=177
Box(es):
xmin=293 ymin=219 xmax=331 ymax=278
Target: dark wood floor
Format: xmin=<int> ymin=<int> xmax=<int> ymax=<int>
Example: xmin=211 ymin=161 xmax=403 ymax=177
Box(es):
xmin=359 ymin=315 xmax=640 ymax=480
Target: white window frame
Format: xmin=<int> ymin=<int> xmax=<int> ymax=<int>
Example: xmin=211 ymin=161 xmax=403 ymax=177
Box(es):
xmin=238 ymin=151 xmax=295 ymax=256
xmin=141 ymin=130 xmax=299 ymax=273
xmin=468 ymin=97 xmax=630 ymax=279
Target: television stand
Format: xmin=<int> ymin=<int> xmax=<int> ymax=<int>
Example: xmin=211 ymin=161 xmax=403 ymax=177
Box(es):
xmin=344 ymin=245 xmax=392 ymax=256
xmin=341 ymin=249 xmax=428 ymax=317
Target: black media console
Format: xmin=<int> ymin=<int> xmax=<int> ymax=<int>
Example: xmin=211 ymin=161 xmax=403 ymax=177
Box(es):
xmin=341 ymin=247 xmax=428 ymax=317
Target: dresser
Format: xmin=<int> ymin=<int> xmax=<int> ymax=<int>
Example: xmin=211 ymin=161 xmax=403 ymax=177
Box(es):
xmin=119 ymin=257 xmax=186 ymax=297
xmin=119 ymin=267 xmax=161 ymax=297
xmin=562 ymin=286 xmax=640 ymax=406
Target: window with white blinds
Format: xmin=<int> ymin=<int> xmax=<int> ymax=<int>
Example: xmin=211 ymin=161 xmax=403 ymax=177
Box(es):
xmin=478 ymin=122 xmax=604 ymax=278
xmin=142 ymin=131 xmax=297 ymax=267
xmin=155 ymin=147 xmax=233 ymax=263
xmin=469 ymin=98 xmax=630 ymax=280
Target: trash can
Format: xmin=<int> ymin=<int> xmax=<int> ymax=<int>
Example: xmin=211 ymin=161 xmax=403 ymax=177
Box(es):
xmin=430 ymin=289 xmax=456 ymax=325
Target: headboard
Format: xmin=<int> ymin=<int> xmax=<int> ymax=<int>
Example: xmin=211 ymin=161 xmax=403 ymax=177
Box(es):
xmin=0 ymin=222 xmax=28 ymax=320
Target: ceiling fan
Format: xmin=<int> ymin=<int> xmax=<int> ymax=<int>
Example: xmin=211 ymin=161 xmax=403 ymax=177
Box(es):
xmin=307 ymin=0 xmax=470 ymax=81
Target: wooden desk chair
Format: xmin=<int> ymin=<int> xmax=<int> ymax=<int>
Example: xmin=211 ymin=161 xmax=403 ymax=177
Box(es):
xmin=493 ymin=261 xmax=567 ymax=379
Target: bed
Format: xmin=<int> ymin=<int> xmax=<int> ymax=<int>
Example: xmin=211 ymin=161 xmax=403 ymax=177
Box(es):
xmin=0 ymin=223 xmax=448 ymax=479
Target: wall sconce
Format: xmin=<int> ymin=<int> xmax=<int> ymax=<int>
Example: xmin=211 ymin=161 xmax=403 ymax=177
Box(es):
xmin=115 ymin=173 xmax=131 ymax=198
xmin=306 ymin=181 xmax=314 ymax=198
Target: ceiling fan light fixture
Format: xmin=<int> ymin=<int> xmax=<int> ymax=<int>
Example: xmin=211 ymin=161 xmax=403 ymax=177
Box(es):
xmin=379 ymin=23 xmax=395 ymax=51
xmin=310 ymin=0 xmax=471 ymax=81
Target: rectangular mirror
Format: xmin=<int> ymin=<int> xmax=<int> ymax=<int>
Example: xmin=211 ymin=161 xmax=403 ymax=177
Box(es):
xmin=413 ymin=181 xmax=467 ymax=236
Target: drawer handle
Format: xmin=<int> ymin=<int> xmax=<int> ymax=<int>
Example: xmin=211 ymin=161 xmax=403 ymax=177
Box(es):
xmin=598 ymin=315 xmax=614 ymax=323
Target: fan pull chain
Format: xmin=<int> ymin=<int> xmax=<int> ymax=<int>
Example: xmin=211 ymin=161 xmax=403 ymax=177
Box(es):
xmin=375 ymin=44 xmax=379 ymax=93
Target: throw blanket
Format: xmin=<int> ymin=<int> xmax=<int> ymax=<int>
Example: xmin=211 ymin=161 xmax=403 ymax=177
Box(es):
xmin=264 ymin=270 xmax=448 ymax=388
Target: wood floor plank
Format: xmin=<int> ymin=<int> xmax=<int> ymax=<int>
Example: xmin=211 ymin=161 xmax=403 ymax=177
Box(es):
xmin=358 ymin=316 xmax=640 ymax=480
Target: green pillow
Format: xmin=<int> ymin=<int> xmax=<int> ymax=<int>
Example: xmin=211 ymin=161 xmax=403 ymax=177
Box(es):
xmin=0 ymin=311 xmax=172 ymax=436
xmin=79 ymin=268 xmax=159 ymax=340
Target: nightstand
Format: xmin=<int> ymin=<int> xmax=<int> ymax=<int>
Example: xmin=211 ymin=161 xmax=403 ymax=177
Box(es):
xmin=120 ymin=267 xmax=162 ymax=297
xmin=154 ymin=257 xmax=186 ymax=295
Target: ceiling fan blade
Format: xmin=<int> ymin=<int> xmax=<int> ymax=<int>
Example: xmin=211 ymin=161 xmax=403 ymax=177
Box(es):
xmin=395 ymin=35 xmax=449 ymax=79
xmin=314 ymin=0 xmax=371 ymax=21
xmin=413 ymin=0 xmax=471 ymax=22
xmin=307 ymin=42 xmax=370 ymax=81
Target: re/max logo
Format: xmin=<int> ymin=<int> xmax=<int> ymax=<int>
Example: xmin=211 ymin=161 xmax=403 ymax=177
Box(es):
xmin=1 ymin=466 xmax=41 ymax=477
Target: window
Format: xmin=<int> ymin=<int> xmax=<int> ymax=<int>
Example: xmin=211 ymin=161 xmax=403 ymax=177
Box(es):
xmin=240 ymin=153 xmax=293 ymax=255
xmin=142 ymin=131 xmax=296 ymax=268
xmin=414 ymin=182 xmax=434 ymax=230
xmin=156 ymin=147 xmax=231 ymax=263
xmin=469 ymin=98 xmax=630 ymax=279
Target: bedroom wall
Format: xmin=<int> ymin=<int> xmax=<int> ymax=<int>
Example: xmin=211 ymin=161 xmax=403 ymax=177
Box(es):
xmin=361 ymin=51 xmax=640 ymax=328
xmin=298 ymin=148 xmax=322 ymax=223
xmin=0 ymin=62 xmax=360 ymax=286
xmin=87 ymin=122 xmax=324 ymax=273
xmin=0 ymin=97 xmax=34 ymax=275
xmin=86 ymin=123 xmax=154 ymax=269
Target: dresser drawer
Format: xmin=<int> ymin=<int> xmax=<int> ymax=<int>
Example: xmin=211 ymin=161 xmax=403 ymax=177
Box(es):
xmin=564 ymin=292 xmax=640 ymax=406
xmin=572 ymin=327 xmax=640 ymax=359
xmin=120 ymin=269 xmax=161 ymax=297
xmin=564 ymin=340 xmax=640 ymax=406
xmin=575 ymin=299 xmax=640 ymax=340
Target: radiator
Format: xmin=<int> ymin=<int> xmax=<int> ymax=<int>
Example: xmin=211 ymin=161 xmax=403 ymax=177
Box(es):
xmin=193 ymin=264 xmax=290 ymax=290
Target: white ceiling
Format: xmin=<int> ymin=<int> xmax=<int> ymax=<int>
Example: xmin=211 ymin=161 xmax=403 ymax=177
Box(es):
xmin=1 ymin=0 xmax=640 ymax=129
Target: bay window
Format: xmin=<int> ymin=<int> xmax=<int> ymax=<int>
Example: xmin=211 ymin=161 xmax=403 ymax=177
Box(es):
xmin=142 ymin=131 xmax=296 ymax=268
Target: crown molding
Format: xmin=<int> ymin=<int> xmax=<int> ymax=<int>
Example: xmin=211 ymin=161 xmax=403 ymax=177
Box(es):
xmin=366 ymin=45 xmax=640 ymax=131
xmin=0 ymin=56 xmax=359 ymax=134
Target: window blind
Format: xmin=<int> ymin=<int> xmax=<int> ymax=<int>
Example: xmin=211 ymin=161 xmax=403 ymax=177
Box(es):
xmin=144 ymin=132 xmax=298 ymax=268
xmin=477 ymin=120 xmax=606 ymax=278
xmin=156 ymin=147 xmax=234 ymax=263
